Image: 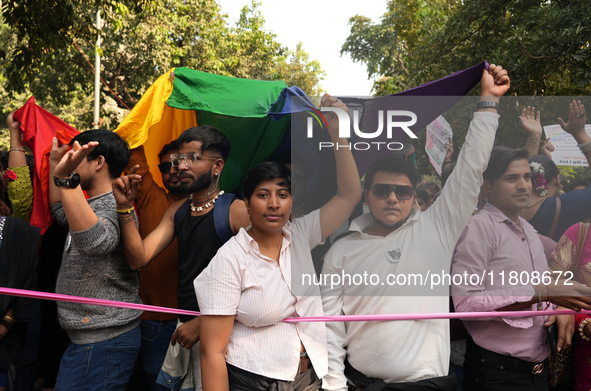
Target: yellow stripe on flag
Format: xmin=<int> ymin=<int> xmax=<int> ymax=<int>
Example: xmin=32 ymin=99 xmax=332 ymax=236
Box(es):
xmin=116 ymin=69 xmax=198 ymax=188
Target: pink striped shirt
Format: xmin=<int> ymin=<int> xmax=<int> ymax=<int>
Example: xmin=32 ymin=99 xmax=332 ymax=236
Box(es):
xmin=452 ymin=203 xmax=554 ymax=362
xmin=194 ymin=210 xmax=328 ymax=381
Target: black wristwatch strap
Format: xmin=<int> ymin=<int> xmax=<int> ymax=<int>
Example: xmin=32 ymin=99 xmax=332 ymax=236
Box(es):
xmin=54 ymin=172 xmax=81 ymax=188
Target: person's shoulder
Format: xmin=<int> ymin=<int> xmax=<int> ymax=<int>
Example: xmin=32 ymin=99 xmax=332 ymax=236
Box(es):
xmin=292 ymin=208 xmax=320 ymax=229
xmin=563 ymin=222 xmax=583 ymax=238
xmin=561 ymin=187 xmax=591 ymax=204
xmin=167 ymin=197 xmax=190 ymax=216
xmin=330 ymin=230 xmax=360 ymax=249
xmin=5 ymin=216 xmax=40 ymax=236
xmin=464 ymin=208 xmax=497 ymax=231
xmin=89 ymin=191 xmax=117 ymax=213
xmin=211 ymin=228 xmax=250 ymax=264
xmin=229 ymin=197 xmax=246 ymax=213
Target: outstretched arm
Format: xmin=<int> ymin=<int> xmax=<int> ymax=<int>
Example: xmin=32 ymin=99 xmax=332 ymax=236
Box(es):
xmin=432 ymin=64 xmax=510 ymax=252
xmin=7 ymin=111 xmax=26 ymax=168
xmin=113 ymin=166 xmax=178 ymax=269
xmin=318 ymin=94 xmax=362 ymax=242
xmin=6 ymin=111 xmax=33 ymax=221
xmin=442 ymin=137 xmax=454 ymax=169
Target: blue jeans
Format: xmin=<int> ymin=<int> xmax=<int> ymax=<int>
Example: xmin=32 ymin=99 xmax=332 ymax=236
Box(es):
xmin=127 ymin=320 xmax=176 ymax=391
xmin=55 ymin=326 xmax=141 ymax=391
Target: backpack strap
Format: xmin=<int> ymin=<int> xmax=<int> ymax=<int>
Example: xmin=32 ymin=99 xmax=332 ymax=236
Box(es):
xmin=213 ymin=193 xmax=236 ymax=243
xmin=548 ymin=196 xmax=562 ymax=239
xmin=173 ymin=193 xmax=236 ymax=243
xmin=174 ymin=198 xmax=192 ymax=232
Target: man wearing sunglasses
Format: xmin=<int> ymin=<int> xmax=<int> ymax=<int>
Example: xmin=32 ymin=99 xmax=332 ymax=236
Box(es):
xmin=321 ymin=65 xmax=511 ymax=391
xmin=122 ymin=141 xmax=188 ymax=391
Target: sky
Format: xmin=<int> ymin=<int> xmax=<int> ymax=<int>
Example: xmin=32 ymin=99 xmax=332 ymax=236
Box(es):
xmin=217 ymin=0 xmax=388 ymax=97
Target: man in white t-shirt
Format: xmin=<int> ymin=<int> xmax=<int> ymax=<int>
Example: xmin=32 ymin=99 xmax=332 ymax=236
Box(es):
xmin=321 ymin=64 xmax=510 ymax=390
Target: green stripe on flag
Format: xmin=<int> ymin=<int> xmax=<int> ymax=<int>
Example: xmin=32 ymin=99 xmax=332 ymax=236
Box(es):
xmin=168 ymin=68 xmax=288 ymax=118
xmin=195 ymin=111 xmax=290 ymax=192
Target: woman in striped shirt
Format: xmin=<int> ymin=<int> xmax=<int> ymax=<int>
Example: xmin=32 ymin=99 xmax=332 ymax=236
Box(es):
xmin=196 ymin=95 xmax=361 ymax=391
xmin=196 ymin=162 xmax=327 ymax=390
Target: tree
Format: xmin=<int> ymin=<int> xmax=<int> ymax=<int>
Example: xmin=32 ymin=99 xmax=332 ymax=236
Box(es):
xmin=0 ymin=0 xmax=325 ymax=138
xmin=344 ymin=0 xmax=591 ymax=96
xmin=343 ymin=0 xmax=455 ymax=94
xmin=343 ymin=0 xmax=591 ymax=178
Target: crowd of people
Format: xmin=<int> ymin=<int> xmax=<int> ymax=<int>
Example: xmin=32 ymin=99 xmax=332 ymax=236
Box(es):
xmin=1 ymin=65 xmax=591 ymax=391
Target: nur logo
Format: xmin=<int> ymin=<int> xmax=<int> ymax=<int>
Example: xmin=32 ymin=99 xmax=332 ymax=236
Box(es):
xmin=306 ymin=106 xmax=418 ymax=140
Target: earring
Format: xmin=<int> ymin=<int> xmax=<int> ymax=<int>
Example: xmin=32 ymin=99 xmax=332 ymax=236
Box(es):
xmin=206 ymin=173 xmax=220 ymax=197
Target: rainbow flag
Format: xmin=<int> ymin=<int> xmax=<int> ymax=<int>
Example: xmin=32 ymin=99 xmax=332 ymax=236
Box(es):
xmin=115 ymin=67 xmax=308 ymax=192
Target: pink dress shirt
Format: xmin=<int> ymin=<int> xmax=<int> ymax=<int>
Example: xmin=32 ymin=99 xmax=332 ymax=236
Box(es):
xmin=452 ymin=202 xmax=553 ymax=363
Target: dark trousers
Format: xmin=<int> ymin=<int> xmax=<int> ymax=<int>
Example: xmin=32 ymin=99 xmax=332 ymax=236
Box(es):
xmin=226 ymin=363 xmax=321 ymax=391
xmin=344 ymin=359 xmax=457 ymax=391
xmin=463 ymin=338 xmax=548 ymax=391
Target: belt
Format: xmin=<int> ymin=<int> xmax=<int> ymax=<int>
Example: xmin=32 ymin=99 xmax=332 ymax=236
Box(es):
xmin=299 ymin=351 xmax=311 ymax=374
xmin=468 ymin=338 xmax=545 ymax=375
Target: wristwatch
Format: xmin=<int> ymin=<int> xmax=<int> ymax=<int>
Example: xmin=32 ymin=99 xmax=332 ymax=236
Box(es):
xmin=476 ymin=100 xmax=499 ymax=111
xmin=54 ymin=172 xmax=81 ymax=188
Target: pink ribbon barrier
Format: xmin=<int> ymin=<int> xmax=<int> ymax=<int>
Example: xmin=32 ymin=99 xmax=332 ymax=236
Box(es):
xmin=2 ymin=287 xmax=590 ymax=322
xmin=0 ymin=287 xmax=200 ymax=317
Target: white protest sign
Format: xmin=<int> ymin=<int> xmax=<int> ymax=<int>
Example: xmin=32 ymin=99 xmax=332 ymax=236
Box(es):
xmin=543 ymin=124 xmax=591 ymax=166
xmin=425 ymin=115 xmax=453 ymax=175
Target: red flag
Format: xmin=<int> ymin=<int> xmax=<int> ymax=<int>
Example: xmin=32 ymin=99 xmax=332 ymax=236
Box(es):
xmin=13 ymin=97 xmax=79 ymax=234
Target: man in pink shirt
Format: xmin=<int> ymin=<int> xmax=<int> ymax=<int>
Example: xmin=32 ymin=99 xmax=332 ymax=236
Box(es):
xmin=451 ymin=145 xmax=591 ymax=391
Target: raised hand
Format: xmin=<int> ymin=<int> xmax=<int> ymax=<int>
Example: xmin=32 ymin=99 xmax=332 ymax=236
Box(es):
xmin=50 ymin=138 xmax=71 ymax=168
xmin=320 ymin=93 xmax=349 ymax=138
xmin=558 ymin=100 xmax=586 ymax=137
xmin=444 ymin=137 xmax=453 ymax=162
xmin=541 ymin=140 xmax=554 ymax=158
xmin=520 ymin=106 xmax=542 ymax=137
xmin=480 ymin=64 xmax=510 ymax=98
xmin=112 ymin=164 xmax=142 ymax=208
xmin=53 ymin=139 xmax=99 ymax=178
xmin=7 ymin=111 xmax=21 ymax=135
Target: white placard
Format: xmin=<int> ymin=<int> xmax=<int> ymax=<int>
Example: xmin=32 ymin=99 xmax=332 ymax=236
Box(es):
xmin=425 ymin=116 xmax=453 ymax=175
xmin=543 ymin=124 xmax=591 ymax=166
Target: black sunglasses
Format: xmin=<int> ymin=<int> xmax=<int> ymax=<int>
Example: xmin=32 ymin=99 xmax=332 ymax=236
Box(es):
xmin=158 ymin=162 xmax=173 ymax=174
xmin=370 ymin=183 xmax=414 ymax=200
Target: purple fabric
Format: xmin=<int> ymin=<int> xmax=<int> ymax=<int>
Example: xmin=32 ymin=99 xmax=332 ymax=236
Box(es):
xmin=353 ymin=61 xmax=488 ymax=175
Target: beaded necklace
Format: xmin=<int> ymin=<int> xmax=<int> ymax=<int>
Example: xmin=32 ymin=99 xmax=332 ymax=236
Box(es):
xmin=0 ymin=216 xmax=6 ymax=249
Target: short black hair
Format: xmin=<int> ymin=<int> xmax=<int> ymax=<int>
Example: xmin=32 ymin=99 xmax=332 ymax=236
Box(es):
xmin=243 ymin=162 xmax=291 ymax=201
xmin=483 ymin=146 xmax=529 ymax=181
xmin=416 ymin=188 xmax=430 ymax=205
xmin=527 ymin=154 xmax=559 ymax=181
xmin=158 ymin=140 xmax=180 ymax=162
xmin=71 ymin=129 xmax=131 ymax=179
xmin=364 ymin=157 xmax=420 ymax=190
xmin=177 ymin=125 xmax=231 ymax=161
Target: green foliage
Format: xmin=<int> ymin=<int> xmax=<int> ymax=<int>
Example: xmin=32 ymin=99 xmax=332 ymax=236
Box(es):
xmin=343 ymin=0 xmax=455 ymax=94
xmin=272 ymin=42 xmax=326 ymax=96
xmin=0 ymin=0 xmax=325 ymax=141
xmin=344 ymin=0 xmax=591 ymax=96
xmin=344 ymin=0 xmax=591 ymax=179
